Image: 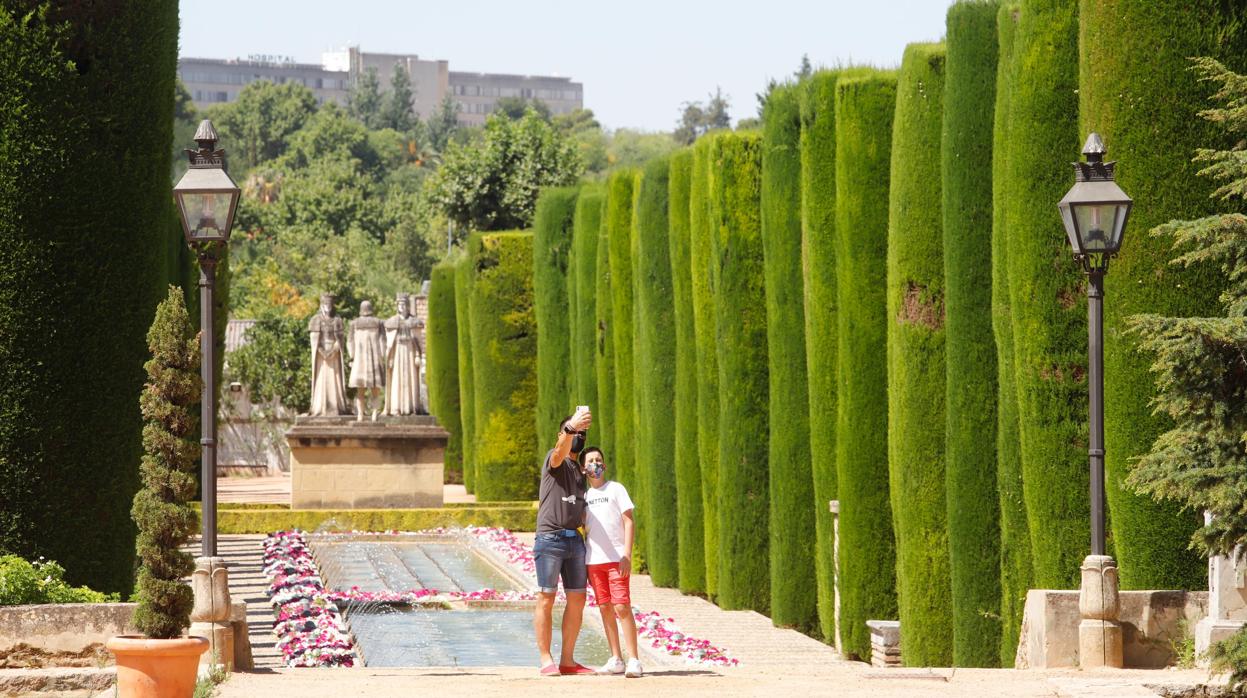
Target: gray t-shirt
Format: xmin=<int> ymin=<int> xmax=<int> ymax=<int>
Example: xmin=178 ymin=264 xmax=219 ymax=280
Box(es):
xmin=536 ymin=449 xmax=587 ymax=533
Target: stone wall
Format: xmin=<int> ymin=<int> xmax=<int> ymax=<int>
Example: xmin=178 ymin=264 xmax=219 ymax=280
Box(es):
xmin=1016 ymin=589 xmax=1208 ymax=669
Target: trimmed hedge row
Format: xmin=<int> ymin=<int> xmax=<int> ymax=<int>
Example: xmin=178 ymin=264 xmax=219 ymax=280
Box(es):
xmin=453 ymin=252 xmax=478 ymax=492
xmin=632 ymin=156 xmax=679 ymax=587
xmin=689 ymin=136 xmax=722 ymax=599
xmin=209 ymin=506 xmax=538 ymax=534
xmin=426 ymin=262 xmax=463 ymax=481
xmin=991 ymin=1 xmax=1033 ymax=665
xmin=571 ymin=185 xmax=604 ymax=409
xmin=1004 ymin=0 xmax=1085 ymax=589
xmin=1081 ymin=0 xmax=1247 ymax=591
xmin=533 ymin=187 xmax=579 ymax=454
xmin=708 ymin=131 xmax=770 ymax=613
xmin=469 ymin=232 xmax=539 ymax=501
xmin=941 ymin=0 xmax=1002 ymax=667
xmin=606 ymin=171 xmax=638 ymax=499
xmin=802 ymin=68 xmax=857 ymax=647
xmin=761 ymin=83 xmax=817 ymax=634
xmin=835 ymin=73 xmax=900 ymax=660
xmin=595 ymin=194 xmax=616 ymax=463
xmin=887 ymin=42 xmax=952 ymax=667
xmin=668 ymin=148 xmax=706 ymax=595
xmin=0 ymin=2 xmax=180 ymax=593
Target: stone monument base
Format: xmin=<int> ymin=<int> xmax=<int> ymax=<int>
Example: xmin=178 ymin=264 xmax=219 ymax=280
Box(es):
xmin=288 ymin=415 xmax=448 ymax=509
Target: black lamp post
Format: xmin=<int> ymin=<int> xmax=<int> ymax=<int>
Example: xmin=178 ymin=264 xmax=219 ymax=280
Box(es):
xmin=1057 ymin=133 xmax=1133 ymax=557
xmin=172 ymin=120 xmax=240 ymax=557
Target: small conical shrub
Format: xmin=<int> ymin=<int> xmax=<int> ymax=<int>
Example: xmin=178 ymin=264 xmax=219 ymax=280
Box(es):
xmin=131 ymin=286 xmax=201 ymax=639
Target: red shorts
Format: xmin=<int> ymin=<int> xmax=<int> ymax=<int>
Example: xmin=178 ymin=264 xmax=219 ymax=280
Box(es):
xmin=587 ymin=562 xmax=631 ymax=605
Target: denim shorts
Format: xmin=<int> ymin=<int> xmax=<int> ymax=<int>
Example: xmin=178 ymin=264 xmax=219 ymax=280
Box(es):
xmin=533 ymin=531 xmax=587 ymax=593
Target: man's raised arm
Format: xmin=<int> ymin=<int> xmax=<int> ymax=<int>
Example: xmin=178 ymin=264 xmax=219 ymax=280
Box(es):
xmin=549 ymin=407 xmax=591 ymax=468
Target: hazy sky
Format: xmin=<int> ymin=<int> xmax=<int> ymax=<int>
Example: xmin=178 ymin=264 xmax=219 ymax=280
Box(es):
xmin=179 ymin=0 xmax=954 ymax=132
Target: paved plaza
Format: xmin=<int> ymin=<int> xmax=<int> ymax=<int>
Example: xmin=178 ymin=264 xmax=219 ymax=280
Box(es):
xmin=209 ymin=477 xmax=1223 ymax=698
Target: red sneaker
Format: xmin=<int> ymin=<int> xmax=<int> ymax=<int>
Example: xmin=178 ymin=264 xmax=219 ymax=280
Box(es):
xmin=540 ymin=663 xmax=561 ymax=676
xmin=559 ymin=662 xmax=596 ymax=675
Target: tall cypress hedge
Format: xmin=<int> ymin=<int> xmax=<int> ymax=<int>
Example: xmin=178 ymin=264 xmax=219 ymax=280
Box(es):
xmin=632 ymin=156 xmax=678 ymax=587
xmin=0 ymin=1 xmax=179 ymax=593
xmin=453 ymin=252 xmax=478 ymax=493
xmin=801 ymin=68 xmax=859 ymax=647
xmin=762 ymin=83 xmax=817 ymax=634
xmin=835 ymin=72 xmax=900 ymax=661
xmin=941 ymin=0 xmax=1001 ymax=667
xmin=470 ymin=232 xmax=538 ymax=501
xmin=1004 ymin=0 xmax=1085 ymax=590
xmin=709 ymin=131 xmax=770 ymax=613
xmin=1081 ymin=0 xmax=1247 ymax=591
xmin=426 ymin=262 xmax=462 ymax=482
xmin=571 ymin=185 xmax=603 ymax=409
xmin=533 ymin=187 xmax=579 ymax=452
xmin=991 ymin=2 xmax=1033 ymax=665
xmin=594 ymin=197 xmax=616 ymax=464
xmin=689 ymin=136 xmax=722 ymax=599
xmin=668 ymin=148 xmax=705 ymax=594
xmin=606 ymin=171 xmax=638 ymax=497
xmin=887 ymin=43 xmax=952 ymax=667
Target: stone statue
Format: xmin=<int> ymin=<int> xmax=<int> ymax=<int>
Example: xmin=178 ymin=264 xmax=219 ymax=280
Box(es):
xmin=348 ymin=300 xmax=387 ymax=422
xmin=308 ymin=293 xmax=349 ymax=416
xmin=384 ymin=293 xmax=424 ymax=415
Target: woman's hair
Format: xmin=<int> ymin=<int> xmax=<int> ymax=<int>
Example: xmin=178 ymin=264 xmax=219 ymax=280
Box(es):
xmin=579 ymin=446 xmax=604 ymax=466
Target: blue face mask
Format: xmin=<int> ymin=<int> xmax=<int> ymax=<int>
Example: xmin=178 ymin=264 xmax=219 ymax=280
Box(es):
xmin=587 ymin=463 xmax=605 ymax=479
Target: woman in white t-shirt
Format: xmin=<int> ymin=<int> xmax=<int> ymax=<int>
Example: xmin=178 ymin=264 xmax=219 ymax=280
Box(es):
xmin=580 ymin=447 xmax=642 ymax=678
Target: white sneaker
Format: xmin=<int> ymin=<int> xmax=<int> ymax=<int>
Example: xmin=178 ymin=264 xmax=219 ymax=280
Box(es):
xmin=599 ymin=656 xmax=624 ymax=675
xmin=625 ymin=657 xmax=643 ymax=678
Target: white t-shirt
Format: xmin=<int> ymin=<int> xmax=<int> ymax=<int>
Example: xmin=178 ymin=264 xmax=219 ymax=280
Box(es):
xmin=584 ymin=480 xmax=635 ymax=565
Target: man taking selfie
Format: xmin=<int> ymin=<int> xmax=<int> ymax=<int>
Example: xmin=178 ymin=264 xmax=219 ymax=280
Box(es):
xmin=533 ymin=405 xmax=594 ymax=676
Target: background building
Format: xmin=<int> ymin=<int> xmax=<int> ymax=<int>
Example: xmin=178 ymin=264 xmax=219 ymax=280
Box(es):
xmin=178 ymin=47 xmax=583 ymax=126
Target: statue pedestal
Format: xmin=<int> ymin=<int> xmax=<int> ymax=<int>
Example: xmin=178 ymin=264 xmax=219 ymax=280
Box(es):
xmin=190 ymin=557 xmax=233 ymax=672
xmin=288 ymin=416 xmax=448 ymax=509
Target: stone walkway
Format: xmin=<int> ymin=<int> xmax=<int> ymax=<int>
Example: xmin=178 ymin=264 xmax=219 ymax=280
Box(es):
xmin=205 ymin=531 xmax=1222 ymax=697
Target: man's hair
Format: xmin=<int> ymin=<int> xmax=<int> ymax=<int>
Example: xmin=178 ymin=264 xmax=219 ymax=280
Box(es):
xmin=579 ymin=446 xmax=604 ymax=466
xmin=559 ymin=412 xmax=576 ymax=432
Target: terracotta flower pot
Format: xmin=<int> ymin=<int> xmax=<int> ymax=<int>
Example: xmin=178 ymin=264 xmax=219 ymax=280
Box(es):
xmin=107 ymin=635 xmax=209 ymax=698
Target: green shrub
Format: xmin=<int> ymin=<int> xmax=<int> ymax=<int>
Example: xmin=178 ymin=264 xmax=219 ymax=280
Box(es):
xmin=595 ymin=195 xmax=616 ymax=462
xmin=0 ymin=555 xmax=117 ymax=605
xmin=0 ymin=1 xmax=180 ymax=595
xmin=1004 ymin=0 xmax=1085 ymax=589
xmin=132 ymin=287 xmax=200 ymax=638
xmin=470 ymin=232 xmax=539 ymax=501
xmin=1080 ymin=0 xmax=1247 ymax=591
xmin=533 ymin=187 xmax=580 ymax=453
xmin=689 ymin=136 xmax=721 ymax=599
xmin=633 ymin=156 xmax=678 ymax=587
xmin=761 ymin=83 xmax=816 ymax=634
xmin=888 ymin=42 xmax=952 ymax=666
xmin=942 ymin=0 xmax=1002 ymax=667
xmin=571 ymin=186 xmax=604 ymax=409
xmin=668 ymin=148 xmax=705 ymax=595
xmin=834 ymin=72 xmax=899 ymax=661
xmin=709 ymin=131 xmax=770 ymax=613
xmin=453 ymin=252 xmax=478 ymax=492
xmin=606 ymin=171 xmax=638 ymax=498
xmin=427 ymin=262 xmax=462 ymax=482
xmin=991 ymin=2 xmax=1033 ymax=665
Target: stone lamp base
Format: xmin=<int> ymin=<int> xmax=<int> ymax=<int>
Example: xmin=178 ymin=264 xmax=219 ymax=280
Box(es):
xmin=1078 ymin=554 xmax=1124 ymax=669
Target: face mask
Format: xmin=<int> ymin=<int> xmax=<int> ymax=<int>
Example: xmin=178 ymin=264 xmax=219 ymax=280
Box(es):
xmin=571 ymin=431 xmax=586 ymax=453
xmin=587 ymin=463 xmax=605 ymax=479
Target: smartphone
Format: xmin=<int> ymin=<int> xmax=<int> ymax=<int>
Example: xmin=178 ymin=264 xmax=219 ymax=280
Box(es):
xmin=577 ymin=405 xmax=589 ymax=412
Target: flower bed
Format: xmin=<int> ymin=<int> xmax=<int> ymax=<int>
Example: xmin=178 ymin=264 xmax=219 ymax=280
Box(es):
xmin=261 ymin=526 xmax=738 ymax=668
